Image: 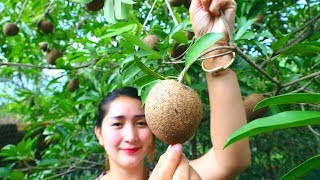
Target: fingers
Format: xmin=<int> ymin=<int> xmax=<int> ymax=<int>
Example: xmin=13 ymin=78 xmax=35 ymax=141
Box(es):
xmin=200 ymin=0 xmax=211 ymax=11
xmin=208 ymin=0 xmax=237 ymax=16
xmin=150 ymin=144 xmax=183 ymax=180
xmin=190 ymin=165 xmax=202 ymax=180
xmin=172 ymin=155 xmax=190 ymax=180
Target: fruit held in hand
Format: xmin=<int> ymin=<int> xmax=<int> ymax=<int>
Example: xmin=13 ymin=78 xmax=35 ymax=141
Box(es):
xmin=85 ymin=0 xmax=104 ymax=11
xmin=46 ymin=49 xmax=62 ymax=65
xmin=3 ymin=22 xmax=19 ymax=36
xmin=244 ymin=93 xmax=267 ymax=121
xmin=39 ymin=20 xmax=54 ymax=33
xmin=145 ymin=80 xmax=203 ymax=144
xmin=67 ymin=78 xmax=79 ymax=92
xmin=142 ymin=35 xmax=159 ymax=50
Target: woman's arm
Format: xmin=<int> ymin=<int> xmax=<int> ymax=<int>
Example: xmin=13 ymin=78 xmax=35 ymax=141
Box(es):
xmin=189 ymin=0 xmax=251 ymax=179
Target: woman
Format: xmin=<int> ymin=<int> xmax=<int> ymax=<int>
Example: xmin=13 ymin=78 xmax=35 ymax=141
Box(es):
xmin=95 ymin=0 xmax=251 ymax=179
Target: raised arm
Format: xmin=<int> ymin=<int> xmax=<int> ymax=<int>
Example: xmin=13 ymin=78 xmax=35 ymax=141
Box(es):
xmin=189 ymin=0 xmax=251 ymax=179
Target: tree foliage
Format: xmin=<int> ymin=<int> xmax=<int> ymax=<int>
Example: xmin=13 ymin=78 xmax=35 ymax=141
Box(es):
xmin=0 ymin=0 xmax=319 ymax=179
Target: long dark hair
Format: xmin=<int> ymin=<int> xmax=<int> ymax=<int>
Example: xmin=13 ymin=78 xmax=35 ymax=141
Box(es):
xmin=96 ymin=87 xmax=140 ymax=128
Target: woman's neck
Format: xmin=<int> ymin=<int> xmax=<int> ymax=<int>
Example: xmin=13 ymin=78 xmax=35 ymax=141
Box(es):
xmin=104 ymin=161 xmax=148 ymax=180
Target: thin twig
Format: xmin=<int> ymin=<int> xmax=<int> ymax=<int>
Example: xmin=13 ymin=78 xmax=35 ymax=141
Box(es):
xmin=291 ymin=11 xmax=320 ymax=34
xmin=234 ymin=46 xmax=281 ymax=85
xmin=16 ymin=0 xmax=30 ymax=24
xmin=282 ymin=72 xmax=320 ymax=88
xmin=0 ymin=58 xmax=99 ymax=70
xmin=142 ymin=0 xmax=158 ymax=32
xmin=288 ymin=79 xmax=314 ymax=94
xmin=164 ymin=0 xmax=178 ymax=26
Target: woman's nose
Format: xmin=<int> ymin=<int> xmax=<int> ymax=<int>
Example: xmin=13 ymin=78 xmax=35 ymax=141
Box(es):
xmin=123 ymin=125 xmax=138 ymax=143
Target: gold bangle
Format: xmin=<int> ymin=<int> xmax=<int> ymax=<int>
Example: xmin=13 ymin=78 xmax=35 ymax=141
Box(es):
xmin=201 ymin=52 xmax=235 ymax=76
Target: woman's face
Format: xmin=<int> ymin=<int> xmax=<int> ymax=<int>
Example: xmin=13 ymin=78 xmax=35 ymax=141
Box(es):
xmin=95 ymin=96 xmax=152 ymax=168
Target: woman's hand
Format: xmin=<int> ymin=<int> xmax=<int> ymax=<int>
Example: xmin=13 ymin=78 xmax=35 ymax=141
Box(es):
xmin=189 ymin=0 xmax=237 ymax=40
xmin=149 ymin=144 xmax=201 ymax=180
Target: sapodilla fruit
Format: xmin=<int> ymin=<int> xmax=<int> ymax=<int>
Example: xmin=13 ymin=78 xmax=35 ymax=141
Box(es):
xmin=3 ymin=22 xmax=19 ymax=36
xmin=169 ymin=0 xmax=185 ymax=7
xmin=145 ymin=80 xmax=203 ymax=144
xmin=39 ymin=20 xmax=54 ymax=33
xmin=39 ymin=42 xmax=48 ymax=52
xmin=142 ymin=35 xmax=159 ymax=50
xmin=171 ymin=31 xmax=194 ymax=59
xmin=244 ymin=93 xmax=267 ymax=121
xmin=67 ymin=78 xmax=79 ymax=92
xmin=46 ymin=49 xmax=62 ymax=65
xmin=85 ymin=0 xmax=104 ymax=11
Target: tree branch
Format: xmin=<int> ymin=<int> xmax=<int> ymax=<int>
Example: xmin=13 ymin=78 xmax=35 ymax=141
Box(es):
xmin=0 ymin=58 xmax=99 ymax=70
xmin=16 ymin=0 xmax=30 ymax=24
xmin=282 ymin=71 xmax=320 ymax=88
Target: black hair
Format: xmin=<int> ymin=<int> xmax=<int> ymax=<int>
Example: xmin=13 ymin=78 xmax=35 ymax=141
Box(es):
xmin=96 ymin=87 xmax=140 ymax=128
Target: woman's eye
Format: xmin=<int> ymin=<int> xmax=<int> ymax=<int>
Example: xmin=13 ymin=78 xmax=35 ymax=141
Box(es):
xmin=112 ymin=122 xmax=122 ymax=127
xmin=137 ymin=121 xmax=148 ymax=126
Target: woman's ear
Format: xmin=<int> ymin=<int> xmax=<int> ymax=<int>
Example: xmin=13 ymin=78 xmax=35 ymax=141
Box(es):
xmin=95 ymin=126 xmax=104 ymax=146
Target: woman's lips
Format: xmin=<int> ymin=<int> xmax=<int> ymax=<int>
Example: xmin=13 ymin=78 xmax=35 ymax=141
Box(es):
xmin=122 ymin=148 xmax=139 ymax=154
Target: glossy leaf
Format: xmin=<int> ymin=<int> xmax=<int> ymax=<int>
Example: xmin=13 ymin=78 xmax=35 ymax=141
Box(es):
xmin=134 ymin=55 xmax=165 ymax=80
xmin=235 ymin=18 xmax=258 ymax=40
xmin=185 ymin=32 xmax=224 ymax=67
xmin=281 ymin=155 xmax=320 ymax=180
xmin=122 ymin=34 xmax=162 ymax=58
xmin=224 ymin=111 xmax=320 ymax=148
xmin=255 ymin=93 xmax=320 ymax=111
xmin=71 ymin=0 xmax=92 ymax=3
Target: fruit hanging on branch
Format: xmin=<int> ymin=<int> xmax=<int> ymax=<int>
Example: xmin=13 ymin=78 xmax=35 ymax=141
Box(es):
xmin=39 ymin=42 xmax=48 ymax=52
xmin=171 ymin=31 xmax=194 ymax=59
xmin=67 ymin=78 xmax=80 ymax=92
xmin=169 ymin=0 xmax=185 ymax=7
xmin=46 ymin=49 xmax=62 ymax=65
xmin=38 ymin=20 xmax=54 ymax=34
xmin=145 ymin=80 xmax=203 ymax=144
xmin=142 ymin=35 xmax=160 ymax=50
xmin=3 ymin=22 xmax=19 ymax=36
xmin=244 ymin=93 xmax=267 ymax=121
xmin=85 ymin=0 xmax=104 ymax=11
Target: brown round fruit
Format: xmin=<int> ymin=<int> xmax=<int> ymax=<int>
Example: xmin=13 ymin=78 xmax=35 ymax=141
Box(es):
xmin=46 ymin=49 xmax=62 ymax=65
xmin=67 ymin=78 xmax=79 ymax=92
xmin=39 ymin=42 xmax=48 ymax=52
xmin=39 ymin=20 xmax=54 ymax=33
xmin=244 ymin=93 xmax=267 ymax=121
xmin=85 ymin=0 xmax=104 ymax=11
xmin=3 ymin=22 xmax=19 ymax=36
xmin=171 ymin=42 xmax=187 ymax=59
xmin=184 ymin=0 xmax=192 ymax=9
xmin=168 ymin=0 xmax=185 ymax=7
xmin=145 ymin=80 xmax=203 ymax=144
xmin=142 ymin=35 xmax=159 ymax=50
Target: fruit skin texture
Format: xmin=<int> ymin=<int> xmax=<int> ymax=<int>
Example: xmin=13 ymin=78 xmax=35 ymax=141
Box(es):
xmin=46 ymin=49 xmax=62 ymax=65
xmin=142 ymin=35 xmax=159 ymax=50
xmin=67 ymin=78 xmax=79 ymax=92
xmin=39 ymin=20 xmax=54 ymax=33
xmin=244 ymin=93 xmax=267 ymax=121
xmin=169 ymin=0 xmax=185 ymax=7
xmin=3 ymin=22 xmax=19 ymax=36
xmin=145 ymin=80 xmax=203 ymax=144
xmin=85 ymin=0 xmax=104 ymax=11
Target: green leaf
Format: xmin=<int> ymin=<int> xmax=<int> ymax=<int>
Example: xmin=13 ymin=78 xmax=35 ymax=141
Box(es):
xmin=172 ymin=31 xmax=188 ymax=44
xmin=281 ymin=155 xmax=320 ymax=180
xmin=139 ymin=80 xmax=160 ymax=105
xmin=71 ymin=0 xmax=92 ymax=3
xmin=133 ymin=74 xmax=158 ymax=87
xmin=282 ymin=44 xmax=320 ymax=55
xmin=134 ymin=55 xmax=165 ymax=80
xmin=235 ymin=18 xmax=258 ymax=40
xmin=271 ymin=33 xmax=292 ymax=51
xmin=121 ymin=0 xmax=136 ymax=4
xmin=185 ymin=32 xmax=224 ymax=67
xmin=255 ymin=93 xmax=320 ymax=111
xmin=101 ymin=23 xmax=136 ymax=38
xmin=122 ymin=34 xmax=162 ymax=58
xmin=224 ymin=111 xmax=320 ymax=149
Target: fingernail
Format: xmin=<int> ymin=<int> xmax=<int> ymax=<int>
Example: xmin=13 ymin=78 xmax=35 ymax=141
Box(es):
xmin=173 ymin=144 xmax=182 ymax=152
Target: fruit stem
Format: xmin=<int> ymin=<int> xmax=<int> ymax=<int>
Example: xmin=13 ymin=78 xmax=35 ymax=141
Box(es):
xmin=164 ymin=0 xmax=178 ymax=26
xmin=142 ymin=0 xmax=158 ymax=32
